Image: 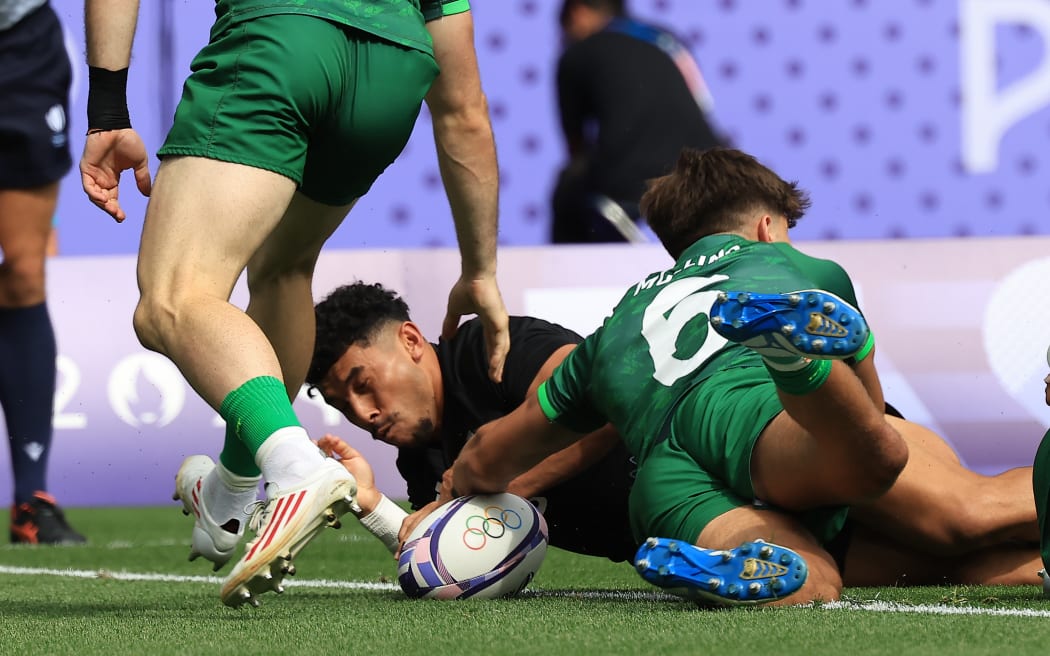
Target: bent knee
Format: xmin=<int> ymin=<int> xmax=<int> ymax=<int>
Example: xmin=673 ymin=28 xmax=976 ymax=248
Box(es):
xmin=0 ymin=258 xmax=47 ymax=305
xmin=132 ymin=291 xmax=183 ymax=353
xmin=132 ymin=298 xmax=161 ymax=352
xmin=851 ymin=428 xmax=910 ymax=500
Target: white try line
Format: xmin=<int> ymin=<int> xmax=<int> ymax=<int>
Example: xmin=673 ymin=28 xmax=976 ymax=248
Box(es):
xmin=2 ymin=565 xmax=1049 ymax=617
xmin=820 ymin=600 xmax=1050 ymax=618
xmin=0 ymin=565 xmax=400 ymax=591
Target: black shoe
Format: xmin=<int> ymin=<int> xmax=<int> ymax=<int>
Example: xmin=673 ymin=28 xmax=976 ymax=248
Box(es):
xmin=10 ymin=491 xmax=87 ymax=545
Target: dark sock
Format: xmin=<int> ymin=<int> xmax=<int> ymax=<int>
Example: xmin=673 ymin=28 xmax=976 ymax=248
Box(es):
xmin=0 ymin=303 xmax=57 ymax=504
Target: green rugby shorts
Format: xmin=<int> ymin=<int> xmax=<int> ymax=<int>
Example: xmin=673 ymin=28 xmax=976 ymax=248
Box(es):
xmin=628 ymin=365 xmax=848 ymax=546
xmin=159 ymin=13 xmax=438 ymax=205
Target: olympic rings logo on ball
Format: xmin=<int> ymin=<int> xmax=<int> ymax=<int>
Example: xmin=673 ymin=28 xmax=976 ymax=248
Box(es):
xmin=462 ymin=504 xmax=524 ymax=550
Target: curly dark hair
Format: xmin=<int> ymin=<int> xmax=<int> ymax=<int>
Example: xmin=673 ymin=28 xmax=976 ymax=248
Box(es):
xmin=307 ymin=282 xmax=411 ymax=388
xmin=641 ymin=147 xmax=812 ymax=259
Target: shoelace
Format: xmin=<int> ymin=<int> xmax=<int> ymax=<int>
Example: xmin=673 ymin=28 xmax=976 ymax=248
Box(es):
xmin=242 ymin=473 xmax=361 ymax=538
xmin=245 ymin=500 xmax=270 ymax=536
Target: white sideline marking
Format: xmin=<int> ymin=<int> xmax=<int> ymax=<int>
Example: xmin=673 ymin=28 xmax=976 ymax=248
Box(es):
xmin=526 ymin=589 xmax=676 ymax=602
xmin=821 ymin=600 xmax=1050 ymax=618
xmin=1 ymin=565 xmax=1048 ymax=617
xmin=93 ymin=534 xmax=370 ymax=550
xmin=0 ymin=565 xmax=399 ymax=591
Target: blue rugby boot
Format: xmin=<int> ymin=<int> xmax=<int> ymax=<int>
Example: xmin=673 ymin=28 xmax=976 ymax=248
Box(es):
xmin=709 ymin=290 xmax=868 ymax=360
xmin=634 ymin=537 xmax=808 ymax=606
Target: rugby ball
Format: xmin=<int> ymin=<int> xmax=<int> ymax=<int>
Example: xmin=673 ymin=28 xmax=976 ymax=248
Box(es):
xmin=397 ymin=493 xmax=548 ymax=600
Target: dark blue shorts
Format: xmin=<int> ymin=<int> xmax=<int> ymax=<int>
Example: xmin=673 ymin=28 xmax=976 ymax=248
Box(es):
xmin=0 ymin=3 xmax=73 ymax=190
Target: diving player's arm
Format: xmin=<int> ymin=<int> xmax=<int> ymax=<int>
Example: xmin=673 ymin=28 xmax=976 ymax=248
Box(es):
xmin=316 ymin=434 xmax=407 ymax=556
xmin=503 ymin=343 xmax=620 ymax=499
xmin=397 ymin=470 xmax=455 ymax=548
xmin=506 ymin=425 xmax=620 ymax=499
xmin=453 ymin=393 xmax=584 ymax=496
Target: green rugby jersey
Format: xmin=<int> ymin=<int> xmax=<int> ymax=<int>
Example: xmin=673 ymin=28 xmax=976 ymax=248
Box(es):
xmin=212 ymin=0 xmax=471 ymax=57
xmin=538 ymin=233 xmax=865 ymax=460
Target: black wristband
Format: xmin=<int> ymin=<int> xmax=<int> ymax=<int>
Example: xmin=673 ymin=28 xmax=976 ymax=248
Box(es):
xmin=87 ymin=66 xmax=132 ymax=133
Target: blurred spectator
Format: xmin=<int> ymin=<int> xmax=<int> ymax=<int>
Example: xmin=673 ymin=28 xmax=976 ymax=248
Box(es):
xmin=0 ymin=0 xmax=86 ymax=544
xmin=551 ymin=0 xmax=726 ymax=244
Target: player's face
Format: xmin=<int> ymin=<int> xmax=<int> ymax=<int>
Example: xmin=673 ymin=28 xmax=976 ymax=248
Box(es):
xmin=561 ymin=6 xmax=601 ymax=43
xmin=318 ymin=327 xmax=439 ymax=450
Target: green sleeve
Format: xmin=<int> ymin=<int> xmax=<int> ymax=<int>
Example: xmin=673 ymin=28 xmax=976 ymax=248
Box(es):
xmin=421 ymin=0 xmax=470 ymax=21
xmin=535 ymin=335 xmax=607 ymax=434
xmin=441 ymin=0 xmax=470 ymax=15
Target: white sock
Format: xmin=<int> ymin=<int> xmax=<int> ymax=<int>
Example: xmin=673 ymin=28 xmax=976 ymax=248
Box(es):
xmin=204 ymin=462 xmax=260 ymax=532
xmin=760 ymin=354 xmax=811 ymax=372
xmin=255 ymin=426 xmax=328 ymax=492
xmin=741 ymin=335 xmax=811 ymax=371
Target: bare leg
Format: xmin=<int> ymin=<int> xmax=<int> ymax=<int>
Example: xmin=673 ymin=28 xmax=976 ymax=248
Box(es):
xmin=0 ymin=185 xmax=54 ymax=307
xmin=133 ymin=156 xmax=298 ymax=408
xmin=0 ymin=183 xmax=83 ymax=541
xmin=136 ymin=157 xmax=360 ymax=608
xmin=752 ymin=362 xmax=909 ymax=510
xmin=697 ymin=506 xmax=843 ymax=606
xmin=245 ymin=192 xmax=354 ymax=400
xmin=850 ymin=416 xmax=1038 ymax=554
xmin=842 ymin=525 xmax=1041 ymax=587
xmin=45 ymin=227 xmax=58 ymax=257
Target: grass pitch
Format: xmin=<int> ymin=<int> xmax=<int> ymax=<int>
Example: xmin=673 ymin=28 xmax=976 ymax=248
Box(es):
xmin=2 ymin=506 xmax=1050 ymax=656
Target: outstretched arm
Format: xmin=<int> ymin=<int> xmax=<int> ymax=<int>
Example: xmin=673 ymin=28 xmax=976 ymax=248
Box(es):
xmin=425 ymin=11 xmax=509 ymax=383
xmin=453 ymin=393 xmax=585 ymax=497
xmin=399 ymin=424 xmax=620 ymax=544
xmin=316 ymin=434 xmax=408 ymax=556
xmin=506 ymin=425 xmax=620 ymax=499
xmin=504 ymin=342 xmax=621 ymax=499
xmin=81 ymin=0 xmax=151 ymax=222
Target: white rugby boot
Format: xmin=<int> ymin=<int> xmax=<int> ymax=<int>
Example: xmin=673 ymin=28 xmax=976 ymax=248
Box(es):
xmin=220 ymin=458 xmax=357 ymax=608
xmin=173 ymin=455 xmax=256 ymax=571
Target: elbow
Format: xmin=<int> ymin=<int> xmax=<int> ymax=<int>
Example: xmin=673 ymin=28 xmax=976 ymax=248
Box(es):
xmin=428 ymin=91 xmax=492 ymax=137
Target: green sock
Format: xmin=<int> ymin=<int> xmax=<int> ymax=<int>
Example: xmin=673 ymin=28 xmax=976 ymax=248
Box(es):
xmin=219 ymin=376 xmax=300 ymax=458
xmin=1033 ymin=428 xmax=1050 ymax=570
xmin=764 ymin=359 xmax=832 ymax=395
xmin=219 ymin=423 xmax=262 ymax=478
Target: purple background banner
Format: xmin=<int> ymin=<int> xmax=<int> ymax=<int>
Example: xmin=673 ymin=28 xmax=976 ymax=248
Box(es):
xmin=1 ymin=239 xmax=1048 ymax=507
xmin=15 ymin=2 xmax=1050 ymax=507
xmin=48 ymin=0 xmax=1050 ymax=255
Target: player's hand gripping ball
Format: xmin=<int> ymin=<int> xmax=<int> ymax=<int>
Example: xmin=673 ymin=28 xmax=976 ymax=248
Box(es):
xmin=397 ymin=493 xmax=548 ymax=599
